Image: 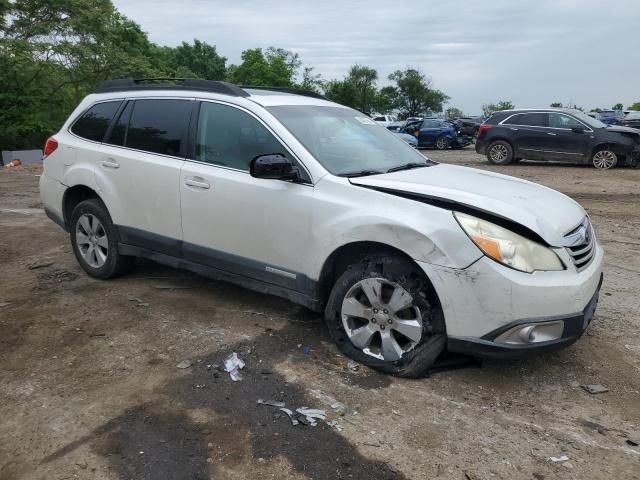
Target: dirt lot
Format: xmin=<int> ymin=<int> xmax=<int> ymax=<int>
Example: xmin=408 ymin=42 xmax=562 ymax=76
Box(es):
xmin=1 ymin=151 xmax=639 ymax=480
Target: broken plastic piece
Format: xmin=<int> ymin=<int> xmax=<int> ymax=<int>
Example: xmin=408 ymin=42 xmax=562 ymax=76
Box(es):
xmin=224 ymin=352 xmax=245 ymax=381
xmin=581 ymin=384 xmax=608 ymax=394
xmin=280 ymin=408 xmax=299 ymax=426
xmin=176 ymin=360 xmax=192 ymax=369
xmin=549 ymin=455 xmax=569 ymax=462
xmin=327 ymin=420 xmax=343 ymax=432
xmin=296 ymin=408 xmax=326 ymax=420
xmin=347 ymin=359 xmax=359 ymax=372
xmin=257 ymin=399 xmax=286 ymax=408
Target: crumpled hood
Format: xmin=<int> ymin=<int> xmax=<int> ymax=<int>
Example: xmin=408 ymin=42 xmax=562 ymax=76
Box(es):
xmin=606 ymin=125 xmax=640 ymax=137
xmin=350 ymin=164 xmax=586 ymax=246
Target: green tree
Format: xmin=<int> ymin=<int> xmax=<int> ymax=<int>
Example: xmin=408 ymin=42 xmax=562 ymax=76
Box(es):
xmin=372 ymin=86 xmax=398 ymax=115
xmin=171 ymin=39 xmax=226 ymax=80
xmin=345 ymin=65 xmax=378 ymax=113
xmin=0 ymin=0 xmax=160 ymax=150
xmin=324 ymin=79 xmax=359 ymax=109
xmin=296 ymin=66 xmax=323 ymax=93
xmin=550 ymin=102 xmax=563 ymax=107
xmin=388 ymin=68 xmax=449 ymax=117
xmin=445 ymin=107 xmax=464 ymax=121
xmin=481 ymin=101 xmax=514 ymax=117
xmin=227 ymin=47 xmax=297 ymax=87
xmin=628 ymin=102 xmax=640 ymax=111
xmin=612 ymin=102 xmax=624 ymax=111
xmin=592 ymin=107 xmax=602 ymax=113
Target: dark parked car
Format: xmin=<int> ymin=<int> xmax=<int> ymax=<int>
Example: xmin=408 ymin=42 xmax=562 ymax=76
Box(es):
xmin=476 ymin=108 xmax=640 ymax=169
xmin=455 ymin=116 xmax=483 ymax=136
xmin=620 ymin=112 xmax=640 ymax=130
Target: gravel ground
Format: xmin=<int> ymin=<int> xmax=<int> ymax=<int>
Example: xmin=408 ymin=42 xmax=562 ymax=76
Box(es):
xmin=1 ymin=151 xmax=639 ymax=480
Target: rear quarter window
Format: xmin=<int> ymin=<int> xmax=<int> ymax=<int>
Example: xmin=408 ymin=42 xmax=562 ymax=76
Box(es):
xmin=71 ymin=101 xmax=122 ymax=142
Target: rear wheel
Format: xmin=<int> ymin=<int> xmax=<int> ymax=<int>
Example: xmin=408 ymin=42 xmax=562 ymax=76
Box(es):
xmin=70 ymin=199 xmax=134 ymax=279
xmin=592 ymin=148 xmax=617 ymax=169
xmin=435 ymin=135 xmax=449 ymax=150
xmin=487 ymin=141 xmax=514 ymax=164
xmin=324 ymin=254 xmax=446 ymax=377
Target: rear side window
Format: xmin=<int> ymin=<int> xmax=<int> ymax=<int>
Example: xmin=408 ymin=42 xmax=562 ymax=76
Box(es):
xmin=125 ymin=99 xmax=192 ymax=156
xmin=71 ymin=101 xmax=122 ymax=142
xmin=504 ymin=113 xmax=547 ymax=127
xmin=195 ymin=102 xmax=289 ymax=171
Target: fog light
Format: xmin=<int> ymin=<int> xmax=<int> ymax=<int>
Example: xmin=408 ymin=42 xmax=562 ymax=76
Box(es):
xmin=495 ymin=321 xmax=564 ymax=345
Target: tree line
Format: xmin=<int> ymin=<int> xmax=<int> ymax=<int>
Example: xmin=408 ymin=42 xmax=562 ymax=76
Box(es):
xmin=0 ymin=0 xmax=450 ymax=150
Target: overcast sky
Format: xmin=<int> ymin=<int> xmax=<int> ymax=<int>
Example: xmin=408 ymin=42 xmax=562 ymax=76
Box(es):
xmin=112 ymin=0 xmax=640 ymax=114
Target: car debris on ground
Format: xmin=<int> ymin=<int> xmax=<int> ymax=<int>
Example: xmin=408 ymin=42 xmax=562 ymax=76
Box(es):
xmin=176 ymin=360 xmax=192 ymax=369
xmin=581 ymin=384 xmax=609 ymax=394
xmin=549 ymin=455 xmax=570 ymax=462
xmin=257 ymin=399 xmax=332 ymax=428
xmin=223 ymin=352 xmax=245 ymax=381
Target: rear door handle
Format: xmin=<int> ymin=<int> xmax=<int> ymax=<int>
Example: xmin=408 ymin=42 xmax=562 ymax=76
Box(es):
xmin=101 ymin=158 xmax=120 ymax=169
xmin=509 ymin=127 xmax=519 ymax=131
xmin=184 ymin=176 xmax=210 ymax=190
xmin=547 ymin=132 xmax=557 ymax=136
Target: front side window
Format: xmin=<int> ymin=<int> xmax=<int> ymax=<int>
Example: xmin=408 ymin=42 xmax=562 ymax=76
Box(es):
xmin=549 ymin=113 xmax=583 ymax=129
xmin=125 ymin=99 xmax=192 ymax=156
xmin=268 ymin=105 xmax=431 ymax=176
xmin=196 ymin=102 xmax=290 ymax=171
xmin=71 ymin=101 xmax=122 ymax=142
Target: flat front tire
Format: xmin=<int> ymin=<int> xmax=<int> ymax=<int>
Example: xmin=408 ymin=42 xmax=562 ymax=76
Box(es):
xmin=70 ymin=199 xmax=134 ymax=279
xmin=324 ymin=254 xmax=446 ymax=378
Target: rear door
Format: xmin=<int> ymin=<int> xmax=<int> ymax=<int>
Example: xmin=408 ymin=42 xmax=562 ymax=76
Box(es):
xmin=544 ymin=113 xmax=591 ymax=162
xmin=95 ymin=98 xmax=193 ymax=255
xmin=179 ymin=100 xmax=315 ymax=292
xmin=418 ymin=120 xmax=441 ymax=146
xmin=501 ymin=112 xmax=548 ymax=160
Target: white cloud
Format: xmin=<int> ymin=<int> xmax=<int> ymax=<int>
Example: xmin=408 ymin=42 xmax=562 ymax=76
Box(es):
xmin=112 ymin=0 xmax=640 ymax=113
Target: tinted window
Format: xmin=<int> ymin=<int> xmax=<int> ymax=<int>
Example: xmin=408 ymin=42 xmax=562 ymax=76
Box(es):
xmin=374 ymin=116 xmax=386 ymax=121
xmin=126 ymin=100 xmax=192 ymax=156
xmin=549 ymin=113 xmax=583 ymax=129
xmin=422 ymin=120 xmax=439 ymax=128
xmin=106 ymin=101 xmax=132 ymax=146
xmin=196 ymin=102 xmax=289 ymax=171
xmin=71 ymin=101 xmax=121 ymax=142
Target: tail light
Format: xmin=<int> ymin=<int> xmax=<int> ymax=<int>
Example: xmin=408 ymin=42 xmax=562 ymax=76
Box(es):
xmin=477 ymin=124 xmax=493 ymax=137
xmin=43 ymin=137 xmax=58 ymax=158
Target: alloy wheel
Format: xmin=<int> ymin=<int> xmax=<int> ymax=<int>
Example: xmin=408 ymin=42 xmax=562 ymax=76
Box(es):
xmin=592 ymin=150 xmax=617 ymax=169
xmin=436 ymin=137 xmax=448 ymax=150
xmin=340 ymin=277 xmax=423 ymax=362
xmin=489 ymin=144 xmax=508 ymax=162
xmin=75 ymin=213 xmax=108 ymax=268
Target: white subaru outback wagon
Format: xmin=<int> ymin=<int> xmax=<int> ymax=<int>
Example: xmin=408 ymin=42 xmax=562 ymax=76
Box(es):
xmin=40 ymin=79 xmax=603 ymax=377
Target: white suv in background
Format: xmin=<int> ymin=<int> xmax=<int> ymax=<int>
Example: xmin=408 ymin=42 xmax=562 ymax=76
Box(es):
xmin=40 ymin=79 xmax=603 ymax=377
xmin=372 ymin=114 xmax=397 ymax=127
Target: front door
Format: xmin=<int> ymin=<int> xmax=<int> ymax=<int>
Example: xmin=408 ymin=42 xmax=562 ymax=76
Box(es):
xmin=544 ymin=113 xmax=590 ymax=162
xmin=180 ymin=101 xmax=315 ymax=293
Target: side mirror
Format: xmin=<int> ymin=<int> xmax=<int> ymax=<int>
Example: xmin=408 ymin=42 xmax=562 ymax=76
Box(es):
xmin=571 ymin=126 xmax=585 ymax=134
xmin=250 ymin=154 xmax=300 ymax=181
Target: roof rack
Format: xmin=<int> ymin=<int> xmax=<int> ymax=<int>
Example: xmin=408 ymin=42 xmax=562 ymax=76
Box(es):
xmin=240 ymin=85 xmax=327 ymax=100
xmin=95 ymin=78 xmax=249 ymax=97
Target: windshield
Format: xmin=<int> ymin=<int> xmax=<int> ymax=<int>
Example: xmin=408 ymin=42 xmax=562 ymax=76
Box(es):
xmin=570 ymin=111 xmax=606 ymax=129
xmin=267 ymin=105 xmax=431 ymax=176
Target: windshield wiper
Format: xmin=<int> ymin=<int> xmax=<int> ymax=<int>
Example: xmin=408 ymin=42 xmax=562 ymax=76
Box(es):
xmin=386 ymin=162 xmax=428 ymax=173
xmin=340 ymin=170 xmax=385 ymax=178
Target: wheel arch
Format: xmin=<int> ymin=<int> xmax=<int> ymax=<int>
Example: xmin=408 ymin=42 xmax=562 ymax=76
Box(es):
xmin=62 ymin=185 xmax=104 ymax=230
xmin=317 ymin=241 xmax=438 ymax=308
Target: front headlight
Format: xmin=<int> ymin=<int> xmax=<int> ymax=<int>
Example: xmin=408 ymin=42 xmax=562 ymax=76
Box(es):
xmin=454 ymin=212 xmax=564 ymax=273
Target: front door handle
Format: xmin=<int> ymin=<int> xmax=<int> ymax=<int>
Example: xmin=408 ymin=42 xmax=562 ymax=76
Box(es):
xmin=101 ymin=158 xmax=120 ymax=169
xmin=184 ymin=176 xmax=210 ymax=190
xmin=547 ymin=132 xmax=557 ymax=136
xmin=510 ymin=127 xmax=519 ymax=131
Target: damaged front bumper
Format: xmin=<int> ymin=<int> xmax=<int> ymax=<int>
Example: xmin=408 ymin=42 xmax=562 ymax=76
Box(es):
xmin=418 ymin=243 xmax=604 ymax=359
xmin=447 ymin=273 xmax=602 ymax=358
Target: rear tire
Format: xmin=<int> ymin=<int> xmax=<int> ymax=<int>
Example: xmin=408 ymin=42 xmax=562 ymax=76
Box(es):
xmin=487 ymin=140 xmax=514 ymax=164
xmin=324 ymin=254 xmax=446 ymax=378
xmin=70 ymin=199 xmax=134 ymax=279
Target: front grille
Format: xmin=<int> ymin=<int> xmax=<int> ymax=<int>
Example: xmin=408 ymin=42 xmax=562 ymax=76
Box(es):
xmin=564 ymin=218 xmax=596 ymax=272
